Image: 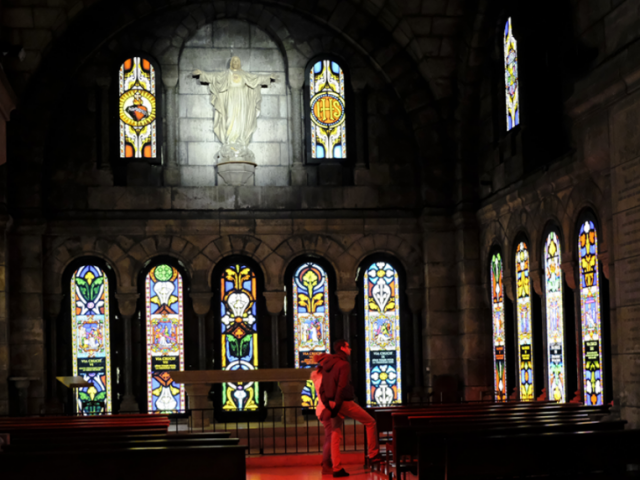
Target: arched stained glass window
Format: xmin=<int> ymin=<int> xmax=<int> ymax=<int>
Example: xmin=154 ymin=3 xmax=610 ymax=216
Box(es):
xmin=145 ymin=264 xmax=185 ymax=413
xmin=578 ymin=221 xmax=603 ymax=406
xmin=545 ymin=231 xmax=566 ymax=403
xmin=221 ymin=264 xmax=259 ymax=412
xmin=504 ymin=18 xmax=520 ymax=131
xmin=72 ymin=265 xmax=111 ymax=414
xmin=309 ymin=59 xmax=346 ymax=159
xmin=293 ymin=262 xmax=331 ymax=408
xmin=364 ymin=262 xmax=402 ymax=407
xmin=515 ymin=242 xmax=534 ymax=401
xmin=119 ymin=57 xmax=157 ymax=158
xmin=491 ymin=253 xmax=507 ymax=401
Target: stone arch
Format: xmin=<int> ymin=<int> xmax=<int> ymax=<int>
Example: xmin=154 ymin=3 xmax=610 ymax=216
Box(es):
xmin=344 ymin=234 xmax=423 ymax=291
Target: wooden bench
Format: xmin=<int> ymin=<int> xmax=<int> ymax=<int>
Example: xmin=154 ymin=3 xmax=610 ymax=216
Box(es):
xmin=383 ymin=404 xmax=617 ymax=479
xmin=417 ymin=427 xmax=640 ymax=479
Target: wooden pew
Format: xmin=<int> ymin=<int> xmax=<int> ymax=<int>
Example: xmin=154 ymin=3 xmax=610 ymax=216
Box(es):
xmin=0 ymin=444 xmax=247 ymax=480
xmin=385 ymin=405 xmax=617 ymax=479
xmin=416 ymin=427 xmax=640 ymax=479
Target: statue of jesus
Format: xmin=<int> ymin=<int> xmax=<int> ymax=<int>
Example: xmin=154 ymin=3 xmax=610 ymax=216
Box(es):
xmin=193 ymin=56 xmax=278 ymax=160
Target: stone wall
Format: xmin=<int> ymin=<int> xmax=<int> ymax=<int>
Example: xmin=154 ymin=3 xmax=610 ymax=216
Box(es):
xmin=178 ymin=20 xmax=289 ymax=187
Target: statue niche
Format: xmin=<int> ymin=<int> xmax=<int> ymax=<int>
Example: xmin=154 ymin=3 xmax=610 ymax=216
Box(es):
xmin=193 ymin=56 xmax=278 ymax=186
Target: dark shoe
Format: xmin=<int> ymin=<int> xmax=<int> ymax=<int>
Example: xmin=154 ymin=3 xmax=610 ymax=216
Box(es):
xmin=333 ymin=469 xmax=350 ymax=477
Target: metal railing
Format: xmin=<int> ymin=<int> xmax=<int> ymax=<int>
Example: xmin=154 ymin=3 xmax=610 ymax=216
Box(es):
xmin=170 ymin=407 xmax=365 ymax=456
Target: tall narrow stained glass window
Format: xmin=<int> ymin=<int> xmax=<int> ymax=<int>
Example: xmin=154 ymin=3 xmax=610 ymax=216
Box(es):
xmin=545 ymin=232 xmax=566 ymax=403
xmin=578 ymin=221 xmax=603 ymax=406
xmin=309 ymin=60 xmax=346 ymax=159
xmin=364 ymin=262 xmax=402 ymax=407
xmin=119 ymin=57 xmax=157 ymax=158
xmin=491 ymin=253 xmax=507 ymax=401
xmin=504 ymin=18 xmax=520 ymax=131
xmin=293 ymin=263 xmax=331 ymax=408
xmin=515 ymin=242 xmax=534 ymax=401
xmin=145 ymin=265 xmax=185 ymax=413
xmin=71 ymin=265 xmax=111 ymax=414
xmin=221 ymin=264 xmax=259 ymax=412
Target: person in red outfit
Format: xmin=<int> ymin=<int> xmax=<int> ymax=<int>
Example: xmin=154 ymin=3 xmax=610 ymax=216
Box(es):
xmin=311 ymin=353 xmax=342 ymax=476
xmin=319 ymin=340 xmax=381 ymax=478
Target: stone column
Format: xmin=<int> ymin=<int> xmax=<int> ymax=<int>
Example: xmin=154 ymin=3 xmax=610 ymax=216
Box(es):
xmin=43 ymin=293 xmax=63 ymax=413
xmin=264 ymin=291 xmax=285 ymax=369
xmin=406 ymin=289 xmax=425 ymax=398
xmin=264 ymin=291 xmax=286 ymax=420
xmin=0 ymin=211 xmax=10 ymax=415
xmin=336 ymin=291 xmax=358 ymax=346
xmin=115 ymin=292 xmax=139 ymax=412
xmin=162 ymin=69 xmax=180 ymax=186
xmin=288 ymin=68 xmax=307 ymax=186
xmin=9 ymin=221 xmax=46 ymax=415
xmin=190 ymin=293 xmax=213 ymax=370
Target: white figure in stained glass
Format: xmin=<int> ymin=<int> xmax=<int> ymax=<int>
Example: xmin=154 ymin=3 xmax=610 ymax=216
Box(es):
xmin=192 ymin=56 xmax=278 ymax=162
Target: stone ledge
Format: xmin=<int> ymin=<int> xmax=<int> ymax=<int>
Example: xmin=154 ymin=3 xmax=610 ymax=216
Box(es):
xmin=86 ymin=186 xmax=419 ymax=211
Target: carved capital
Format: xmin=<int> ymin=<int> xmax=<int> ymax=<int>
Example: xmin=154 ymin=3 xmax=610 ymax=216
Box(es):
xmin=263 ymin=291 xmax=286 ymax=315
xmin=503 ymin=274 xmax=515 ymax=302
xmin=115 ymin=292 xmax=140 ymax=317
xmin=405 ymin=288 xmax=424 ymax=312
xmin=530 ymin=261 xmax=543 ymax=296
xmin=162 ymin=65 xmax=179 ymax=89
xmin=599 ymin=251 xmax=610 ymax=280
xmin=288 ymin=68 xmax=305 ymax=89
xmin=561 ymin=261 xmax=576 ymax=291
xmin=336 ymin=290 xmax=358 ymax=314
xmin=190 ymin=292 xmax=213 ymax=316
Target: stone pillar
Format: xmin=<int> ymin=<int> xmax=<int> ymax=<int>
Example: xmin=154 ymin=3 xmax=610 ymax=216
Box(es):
xmin=43 ymin=293 xmax=63 ymax=413
xmin=0 ymin=212 xmax=11 ymax=415
xmin=9 ymin=377 xmax=37 ymax=416
xmin=9 ymin=222 xmax=46 ymax=415
xmin=264 ymin=291 xmax=285 ymax=369
xmin=406 ymin=289 xmax=425 ymax=398
xmin=336 ymin=291 xmax=358 ymax=346
xmin=288 ymin=68 xmax=307 ymax=186
xmin=162 ymin=70 xmax=180 ymax=186
xmin=115 ymin=292 xmax=139 ymax=413
xmin=190 ymin=293 xmax=212 ymax=370
xmin=264 ymin=291 xmax=286 ymax=419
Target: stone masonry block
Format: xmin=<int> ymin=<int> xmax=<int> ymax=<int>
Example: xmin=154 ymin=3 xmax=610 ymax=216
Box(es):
xmin=254 ymin=143 xmax=283 ymax=165
xmin=251 ymin=25 xmax=274 ymax=48
xmin=179 ymin=47 xmax=231 ymax=71
xmin=179 ymin=166 xmax=217 ymax=187
xmin=187 ymin=142 xmax=219 ymax=165
xmin=185 ymin=24 xmax=213 ymax=48
xmin=179 ymin=72 xmax=206 ymax=95
xmin=179 ymin=118 xmax=216 ymax=142
xmin=259 ymin=95 xmax=280 ymax=118
xmin=250 ymin=49 xmax=285 ymax=72
xmin=179 ymin=94 xmax=214 ymax=118
xmin=255 ymin=166 xmax=289 ymax=186
xmin=253 ymin=119 xmax=287 ymax=142
xmin=213 ymin=19 xmax=250 ymax=48
xmin=4 ymin=8 xmax=34 ymax=28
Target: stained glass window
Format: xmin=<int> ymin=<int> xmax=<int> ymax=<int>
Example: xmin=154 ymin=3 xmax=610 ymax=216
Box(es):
xmin=578 ymin=221 xmax=603 ymax=406
xmin=545 ymin=231 xmax=566 ymax=403
xmin=309 ymin=60 xmax=346 ymax=159
xmin=504 ymin=18 xmax=520 ymax=131
xmin=71 ymin=265 xmax=111 ymax=415
xmin=119 ymin=57 xmax=157 ymax=158
xmin=293 ymin=263 xmax=331 ymax=408
xmin=515 ymin=242 xmax=534 ymax=401
xmin=221 ymin=264 xmax=259 ymax=412
xmin=364 ymin=262 xmax=402 ymax=407
xmin=145 ymin=264 xmax=185 ymax=413
xmin=491 ymin=253 xmax=507 ymax=401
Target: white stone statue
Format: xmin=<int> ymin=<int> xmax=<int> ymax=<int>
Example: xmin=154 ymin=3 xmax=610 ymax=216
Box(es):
xmin=193 ymin=56 xmax=278 ymax=162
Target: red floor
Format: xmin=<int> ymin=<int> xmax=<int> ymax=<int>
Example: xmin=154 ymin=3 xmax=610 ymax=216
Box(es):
xmin=247 ymin=463 xmax=414 ymax=479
